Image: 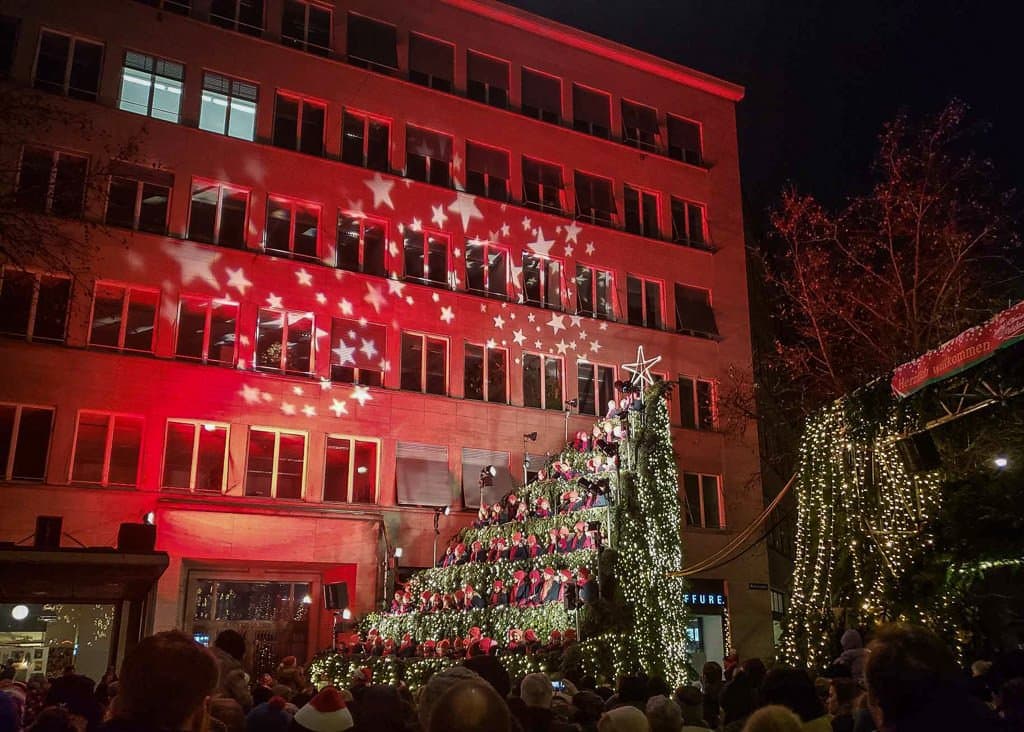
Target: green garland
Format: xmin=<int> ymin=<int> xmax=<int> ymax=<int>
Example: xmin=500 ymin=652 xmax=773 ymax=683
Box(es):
xmin=405 ymin=549 xmax=599 ymax=596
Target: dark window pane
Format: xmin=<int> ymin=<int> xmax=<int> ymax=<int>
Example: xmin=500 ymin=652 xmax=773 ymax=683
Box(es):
xmin=294 ymin=204 xmax=318 ymax=257
xmin=219 ymin=188 xmax=247 ymax=247
xmin=400 ymin=333 xmax=421 ymax=391
xmin=139 ymin=183 xmax=170 ymax=234
xmin=189 ymin=183 xmax=218 ymax=242
xmin=702 ymin=475 xmax=721 ymax=528
xmin=0 ymin=16 xmax=20 ymax=76
xmin=684 ymin=473 xmax=700 ymax=526
xmin=307 ymin=6 xmax=331 ymax=53
xmin=426 ymin=235 xmax=447 ymax=285
xmin=544 ymin=357 xmax=562 ymax=411
xmin=688 ymin=204 xmax=705 ymax=243
xmin=626 ymin=277 xmax=643 ymax=326
xmin=12 ymin=407 xmax=52 ymax=480
xmin=285 ymin=313 xmax=312 ymax=373
xmin=245 ymin=430 xmax=276 ymax=496
xmin=576 ymin=265 xmax=594 ymax=317
xmin=578 ymin=362 xmax=596 ymax=415
xmin=281 ymin=0 xmax=306 ymax=48
xmin=256 ymin=309 xmax=283 ymax=370
xmin=367 ymin=120 xmax=389 ymax=171
xmin=35 ymin=276 xmax=70 ymax=341
xmin=352 ymin=440 xmax=376 ymax=503
xmin=464 ymin=343 xmax=483 ymax=401
xmin=346 ymin=13 xmax=397 ymax=71
xmin=363 ymin=220 xmax=386 ymax=276
xmin=276 ymin=433 xmax=304 ymax=498
xmin=341 ymin=112 xmax=365 ymax=166
xmin=324 ymin=436 xmax=352 ymax=501
xmin=523 ymin=353 xmax=541 ymax=408
xmin=645 ymin=281 xmax=662 ymax=329
xmin=68 ymin=39 xmax=102 ymax=100
xmin=209 ymin=302 xmax=237 ymax=364
xmin=106 ymin=177 xmax=138 ymax=228
xmin=124 ymin=289 xmax=157 ymax=351
xmin=52 ymin=154 xmax=87 ymax=217
xmin=108 ymin=415 xmax=143 ymax=485
xmin=34 ymin=32 xmax=69 ymax=93
xmin=425 ymin=338 xmax=446 ymax=395
xmin=266 ymin=198 xmax=291 ymax=253
xmin=91 ymin=284 xmax=124 ymax=347
xmin=697 ymin=380 xmax=714 ymax=429
xmin=163 ymin=421 xmax=195 ymax=489
xmin=176 ymin=299 xmax=207 ymax=359
xmin=195 ymin=425 xmax=227 ymax=491
xmin=679 ymin=377 xmax=696 ymax=429
xmin=487 ymin=348 xmax=507 ymax=403
xmin=17 ymin=148 xmax=53 ymax=212
xmin=273 ymin=95 xmax=299 ymax=150
xmin=403 ymin=232 xmax=424 ymax=281
xmin=337 ymin=215 xmax=360 ymax=271
xmin=0 ymin=406 xmax=12 ymax=477
xmin=72 ymin=412 xmax=108 ymax=483
xmin=0 ymin=270 xmax=34 ymax=336
xmin=300 ymin=102 xmax=325 ymax=156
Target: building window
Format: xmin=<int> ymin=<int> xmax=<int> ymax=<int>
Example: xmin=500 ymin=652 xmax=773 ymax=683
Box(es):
xmin=118 ymin=51 xmax=184 ymax=122
xmin=464 ymin=343 xmax=507 ymax=403
xmin=175 ymin=297 xmax=238 ymax=365
xmin=523 ymin=353 xmax=562 ymax=411
xmin=71 ymin=411 xmax=144 ymax=486
xmin=522 ymin=253 xmax=561 ymax=310
xmin=667 ymin=114 xmax=702 ymax=165
xmin=255 ymin=309 xmax=313 ymax=374
xmin=624 ymin=185 xmax=659 ymax=238
xmin=209 ymin=0 xmax=264 ymax=36
xmin=467 ymin=51 xmax=508 ymax=108
xmin=330 ymin=317 xmax=385 ymax=386
xmin=0 ymin=404 xmax=54 ymax=481
xmin=0 ymin=269 xmax=71 ymax=342
xmin=400 ymin=332 xmax=447 ymax=395
xmin=162 ymin=420 xmax=229 ymax=492
xmin=575 ymin=264 xmax=614 ymax=320
xmin=16 ymin=146 xmax=88 ymax=218
xmin=626 ymin=275 xmax=663 ymax=330
xmin=574 ymin=172 xmax=615 ymax=227
xmin=684 ymin=472 xmax=723 ymax=528
xmin=396 ymin=442 xmax=450 ymax=507
xmin=678 ymin=375 xmax=715 ymax=430
xmin=105 ymin=171 xmax=171 ymax=234
xmin=466 ymin=240 xmax=508 ymax=299
xmin=134 ymin=0 xmax=191 ymax=14
xmin=406 ymin=126 xmax=452 ymax=187
xmin=408 ymin=33 xmax=453 ymax=92
xmin=341 ymin=110 xmax=389 ymax=171
xmin=324 ymin=435 xmax=378 ymax=503
xmin=336 ymin=214 xmax=387 ymax=276
xmin=577 ymin=362 xmax=615 ymax=416
xmin=245 ymin=428 xmax=306 ymax=499
xmin=265 ymin=196 xmax=320 ymax=259
xmin=281 ymin=0 xmax=330 ymax=56
xmin=466 ymin=142 xmax=509 ymax=201
xmin=89 ymin=283 xmax=158 ymax=352
xmin=0 ymin=16 xmax=20 ymax=76
xmin=199 ymin=72 xmax=257 ymax=141
xmin=675 ymin=283 xmax=718 ymax=337
xmin=521 ymin=67 xmax=560 ymax=123
xmin=572 ymin=84 xmax=611 ymax=138
xmin=273 ymin=93 xmax=325 ymax=156
xmin=671 ymin=198 xmax=708 ymax=247
xmin=346 ymin=13 xmax=397 ymax=73
xmin=622 ymin=100 xmax=659 ymax=151
xmin=188 ymin=180 xmax=248 ymax=248
xmin=522 ymin=157 xmax=564 ymax=214
xmin=403 ymin=230 xmax=448 ymax=288
xmin=33 ymin=30 xmax=103 ymax=100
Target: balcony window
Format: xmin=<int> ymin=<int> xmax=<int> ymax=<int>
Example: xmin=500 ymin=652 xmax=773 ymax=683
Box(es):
xmin=71 ymin=411 xmax=143 ymax=486
xmin=409 ymin=33 xmax=453 ymax=92
xmin=336 ymin=214 xmax=387 ymax=276
xmin=522 ymin=157 xmax=564 ymax=214
xmin=33 ymin=30 xmax=103 ymax=100
xmin=406 ymin=126 xmax=452 ymax=187
xmin=572 ymin=84 xmax=610 ymax=138
xmin=0 ymin=269 xmax=71 ymax=342
xmin=575 ymin=265 xmax=614 ymax=320
xmin=175 ymin=297 xmax=238 ymax=365
xmin=273 ymin=94 xmax=325 ymax=156
xmin=346 ymin=13 xmax=397 ymax=73
xmin=188 ymin=180 xmax=248 ymax=248
xmin=464 ymin=343 xmax=507 ymax=403
xmin=209 ymin=0 xmax=264 ymax=36
xmin=466 ymin=142 xmax=509 ymax=201
xmin=0 ymin=404 xmax=54 ymax=481
xmin=341 ymin=110 xmax=389 ymax=171
xmin=265 ymin=196 xmax=320 ymax=259
xmin=671 ymin=198 xmax=708 ymax=248
xmin=199 ymin=72 xmax=257 ymax=141
xmin=523 ymin=353 xmax=562 ymax=410
xmin=324 ymin=436 xmax=379 ymax=503
xmin=467 ymin=51 xmax=508 ymax=108
xmin=624 ymin=185 xmax=659 ymax=238
xmin=522 ymin=253 xmax=561 ymax=310
xmin=521 ymin=67 xmax=560 ymax=123
xmin=255 ymin=308 xmax=313 ymax=375
xmin=574 ymin=171 xmax=615 ymax=227
xmin=675 ymin=283 xmax=718 ymax=337
xmin=626 ymin=275 xmax=662 ymax=330
xmin=622 ymin=100 xmax=659 ymax=151
xmin=118 ymin=51 xmax=184 ymax=123
xmin=400 ymin=332 xmax=447 ymax=395
xmin=577 ymin=362 xmax=615 ymax=416
xmin=466 ymin=240 xmax=508 ymax=299
xmin=162 ymin=420 xmax=229 ymax=492
xmin=89 ymin=283 xmax=158 ymax=352
xmin=245 ymin=428 xmax=306 ymax=499
xmin=403 ymin=230 xmax=448 ymax=288
xmin=330 ymin=317 xmax=385 ymax=386
xmin=16 ymin=147 xmax=87 ymax=218
xmin=667 ymin=114 xmax=702 ymax=165
xmin=281 ymin=0 xmax=330 ymax=56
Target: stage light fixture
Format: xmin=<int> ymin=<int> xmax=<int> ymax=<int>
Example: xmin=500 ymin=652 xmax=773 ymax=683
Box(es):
xmin=393 ymin=546 xmax=403 ymax=559
xmin=11 ymin=605 xmax=29 ymax=621
xmin=142 ymin=511 xmax=156 ymax=525
xmin=301 ymin=594 xmax=313 ymax=604
xmin=341 ymin=608 xmax=352 ymax=620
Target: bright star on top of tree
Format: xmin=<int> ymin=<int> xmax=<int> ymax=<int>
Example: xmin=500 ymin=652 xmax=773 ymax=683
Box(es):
xmin=622 ymin=345 xmax=662 ymax=387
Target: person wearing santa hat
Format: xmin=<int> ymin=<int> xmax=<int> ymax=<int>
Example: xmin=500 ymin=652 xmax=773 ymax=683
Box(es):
xmin=539 ymin=567 xmax=558 ymax=604
xmin=450 ymin=591 xmax=463 ymax=611
xmin=381 ymin=637 xmax=395 ymax=657
xmin=421 ymin=639 xmax=436 ymax=658
xmin=453 ymin=542 xmax=469 ymax=566
xmin=523 ymin=629 xmax=540 ymax=654
xmin=464 ymin=584 xmax=486 ymax=610
xmin=430 ymin=592 xmax=442 ymax=612
xmin=542 ymin=630 xmax=563 ymax=654
xmin=558 ymin=490 xmax=572 ymax=514
xmin=577 ymin=567 xmax=597 ymax=604
xmin=563 ymin=628 xmax=578 ymax=646
xmin=534 ymin=496 xmax=552 ymax=518
xmin=419 ymin=590 xmax=432 ymax=612
xmin=470 ymin=540 xmax=487 ymax=563
xmin=557 ymin=526 xmax=572 ymax=553
xmin=474 ymin=502 xmax=490 ymax=528
xmin=503 ymin=493 xmax=519 ymax=523
xmin=526 ymin=533 xmax=543 ymax=558
xmin=508 ymin=531 xmax=527 ymax=561
xmin=292 ymin=687 xmax=354 ymax=732
xmin=397 ymin=633 xmax=417 ymax=658
xmin=437 ymin=639 xmax=452 ymax=658
xmin=570 ymin=521 xmax=594 ymax=552
xmin=545 ymin=528 xmax=560 ymax=555
xmin=439 ymin=544 xmax=453 ymax=568
xmin=514 ymin=501 xmax=529 ymax=523
xmin=507 ymin=628 xmax=524 ymax=654
xmin=526 ymin=569 xmax=543 ymax=607
xmin=453 ymin=636 xmax=466 ymax=658
xmin=490 ymin=579 xmax=508 ymax=606
xmin=511 ymin=569 xmax=529 ymax=606
xmin=389 ymin=591 xmax=403 ymax=614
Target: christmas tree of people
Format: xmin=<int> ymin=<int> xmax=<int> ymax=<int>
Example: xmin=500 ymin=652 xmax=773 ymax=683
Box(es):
xmin=310 ymin=377 xmax=691 ymax=688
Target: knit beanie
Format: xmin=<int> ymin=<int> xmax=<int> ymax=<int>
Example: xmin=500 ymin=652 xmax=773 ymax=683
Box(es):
xmin=245 ymin=697 xmax=292 ymax=732
xmin=292 ymin=687 xmax=353 ymax=732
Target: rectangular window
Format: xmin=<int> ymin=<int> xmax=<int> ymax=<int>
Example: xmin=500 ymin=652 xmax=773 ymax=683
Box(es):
xmin=396 ymin=442 xmax=449 ymax=507
xmin=521 ymin=67 xmax=560 ymax=123
xmin=522 ymin=157 xmax=564 ymax=214
xmin=671 ymin=198 xmax=708 ymax=247
xmin=0 ymin=16 xmax=20 ymax=76
xmin=522 ymin=353 xmax=562 ymax=411
xmin=400 ymin=332 xmax=447 ymax=395
xmin=684 ymin=472 xmax=723 ymax=528
xmin=281 ymin=0 xmax=330 ymax=56
xmin=336 ymin=213 xmax=387 ymax=276
xmin=466 ymin=142 xmax=509 ymax=201
xmin=678 ymin=375 xmax=715 ymax=430
xmin=626 ymin=275 xmax=662 ymax=329
xmin=622 ymin=100 xmax=659 ymax=151
xmin=188 ymin=180 xmax=248 ymax=248
xmin=577 ymin=362 xmax=615 ymax=416
xmin=403 ymin=230 xmax=449 ymax=287
xmin=273 ymin=94 xmax=325 ymax=156
xmin=406 ymin=126 xmax=452 ymax=187
xmin=464 ymin=343 xmax=507 ymax=403
xmin=17 ymin=146 xmax=88 ymax=217
xmin=245 ymin=428 xmax=306 ymax=499
xmin=667 ymin=114 xmax=702 ymax=165
xmin=409 ymin=33 xmax=453 ymax=92
xmin=0 ymin=404 xmax=54 ymax=481
xmin=522 ymin=253 xmax=561 ymax=310
xmin=106 ymin=173 xmax=171 ymax=234
xmin=89 ymin=283 xmax=158 ymax=352
xmin=341 ymin=110 xmax=389 ymax=171
xmin=574 ymin=264 xmax=614 ymax=320
xmin=265 ymin=196 xmax=320 ymax=259
xmin=162 ymin=420 xmax=229 ymax=492
xmin=346 ymin=13 xmax=397 ymax=73
xmin=175 ymin=297 xmax=238 ymax=365
xmin=465 ymin=240 xmax=508 ymax=299
xmin=255 ymin=308 xmax=313 ymax=374
xmin=624 ymin=185 xmax=659 ymax=238
xmin=0 ymin=269 xmax=71 ymax=342
xmin=134 ymin=0 xmax=191 ymax=14
xmin=574 ymin=172 xmax=615 ymax=227
xmin=467 ymin=51 xmax=508 ymax=108
xmin=675 ymin=283 xmax=718 ymax=337
xmin=330 ymin=317 xmax=385 ymax=387
xmin=199 ymin=72 xmax=257 ymax=141
xmin=118 ymin=51 xmax=184 ymax=123
xmin=324 ymin=435 xmax=379 ymax=503
xmin=572 ymin=84 xmax=611 ymax=138
xmin=210 ymin=0 xmax=264 ymax=35
xmin=34 ymin=30 xmax=103 ymax=100
xmin=71 ymin=411 xmax=143 ymax=486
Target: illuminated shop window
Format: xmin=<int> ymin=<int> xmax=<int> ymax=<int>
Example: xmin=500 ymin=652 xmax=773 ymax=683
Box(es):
xmin=244 ymin=427 xmax=306 ymax=499
xmin=466 ymin=142 xmax=509 ymax=201
xmin=175 ymin=297 xmax=238 ymax=366
xmin=406 ymin=126 xmax=452 ymax=188
xmin=671 ymin=198 xmax=709 ymax=248
xmin=465 ymin=240 xmax=508 ymax=300
xmin=467 ymin=51 xmax=508 ymax=109
xmin=162 ymin=420 xmax=229 ymax=492
xmin=626 ymin=275 xmax=663 ymax=330
xmin=622 ymin=99 xmax=659 ymax=151
xmin=265 ymin=195 xmax=320 ymax=259
xmin=683 ymin=472 xmax=724 ymax=528
xmin=341 ymin=110 xmax=389 ymax=171
xmin=209 ymin=0 xmax=264 ymax=36
xmin=273 ymin=93 xmax=325 ymax=156
xmin=0 ymin=269 xmax=71 ymax=342
xmin=188 ymin=180 xmax=248 ymax=248
xmin=678 ymin=375 xmax=716 ymax=431
xmin=577 ymin=362 xmax=615 ymax=416
xmin=522 ymin=253 xmax=561 ymax=311
xmin=199 ymin=72 xmax=257 ymax=141
xmin=624 ymin=185 xmax=659 ymax=238
xmin=674 ymin=283 xmax=718 ymax=338
xmin=574 ymin=264 xmax=614 ymax=321
xmin=16 ymin=147 xmax=87 ymax=218
xmin=574 ymin=171 xmax=616 ymax=227
xmin=105 ymin=170 xmax=172 ymax=234
xmin=33 ymin=30 xmax=102 ymax=100
xmin=336 ymin=214 xmax=387 ymax=276
xmin=402 ymin=230 xmax=448 ymax=288
xmin=572 ymin=84 xmax=611 ymax=139
xmin=409 ymin=33 xmax=453 ymax=93
xmin=522 ymin=353 xmax=563 ymax=411
xmin=71 ymin=411 xmax=144 ymax=486
xmin=281 ymin=0 xmax=330 ymax=56
xmin=400 ymin=332 xmax=447 ymax=395
xmin=667 ymin=114 xmax=703 ymax=165
xmin=464 ymin=343 xmax=508 ymax=404
xmin=346 ymin=13 xmax=397 ymax=74
xmin=330 ymin=317 xmax=385 ymax=387
xmin=255 ymin=308 xmax=313 ymax=375
xmin=521 ymin=67 xmax=560 ymax=124
xmin=324 ymin=435 xmax=378 ymax=503
xmin=0 ymin=404 xmax=54 ymax=481
xmin=89 ymin=283 xmax=158 ymax=352
xmin=522 ymin=157 xmax=564 ymax=215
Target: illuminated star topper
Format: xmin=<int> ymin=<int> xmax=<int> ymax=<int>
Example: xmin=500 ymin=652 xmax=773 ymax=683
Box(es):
xmin=622 ymin=345 xmax=662 ymax=388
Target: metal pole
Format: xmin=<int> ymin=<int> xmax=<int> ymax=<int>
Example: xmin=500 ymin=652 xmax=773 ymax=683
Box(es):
xmin=432 ymin=510 xmax=440 ymax=567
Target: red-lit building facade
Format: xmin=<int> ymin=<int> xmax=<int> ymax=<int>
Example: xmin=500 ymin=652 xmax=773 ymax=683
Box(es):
xmin=0 ymin=0 xmax=772 ymax=674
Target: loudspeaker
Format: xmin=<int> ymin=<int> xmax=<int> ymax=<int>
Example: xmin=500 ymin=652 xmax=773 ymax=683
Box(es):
xmin=35 ymin=516 xmax=63 ymax=549
xmin=324 ymin=582 xmax=349 ymax=610
xmin=896 ymin=432 xmax=942 ymax=474
xmin=117 ymin=522 xmax=156 ymax=553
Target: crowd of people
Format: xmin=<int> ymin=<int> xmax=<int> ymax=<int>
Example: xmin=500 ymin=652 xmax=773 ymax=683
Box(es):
xmin=334 ymin=627 xmax=579 ymax=661
xmin=438 ymin=523 xmax=603 ymax=570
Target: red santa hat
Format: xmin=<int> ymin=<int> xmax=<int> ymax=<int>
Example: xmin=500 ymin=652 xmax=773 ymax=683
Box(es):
xmin=492 ymin=579 xmax=504 ymax=589
xmin=548 ymin=528 xmax=559 ymax=537
xmin=549 ymin=630 xmax=562 ymax=641
xmin=543 ymin=567 xmax=556 ymax=578
xmin=524 ymin=629 xmax=538 ymax=642
xmin=558 ymin=569 xmax=572 ymax=581
xmin=464 ymin=584 xmax=475 ymax=594
xmin=578 ymin=567 xmax=591 ymax=581
xmin=479 ymin=637 xmax=494 ymax=654
xmin=527 ymin=534 xmax=538 ymax=544
xmin=529 ymin=569 xmax=542 ymax=581
xmin=472 ymin=540 xmax=482 ymax=550
xmin=293 ymin=687 xmax=354 ymax=732
xmin=538 ymin=496 xmax=550 ymax=505
xmin=558 ymin=526 xmax=570 ymax=537
xmin=507 ymin=493 xmax=518 ymax=503
xmin=424 ymin=639 xmax=437 ymax=649
xmin=574 ymin=521 xmax=586 ymax=532
xmin=454 ymin=590 xmax=465 ymax=601
xmin=512 ymin=531 xmax=523 ymax=542
xmin=513 ymin=569 xmax=527 ymax=581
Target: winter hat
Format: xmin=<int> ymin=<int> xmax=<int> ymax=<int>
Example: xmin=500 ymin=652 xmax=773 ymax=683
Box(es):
xmin=513 ymin=569 xmax=527 ymax=581
xmin=524 ymin=629 xmax=538 ymax=642
xmin=574 ymin=521 xmax=586 ymax=532
xmin=559 ymin=526 xmax=570 ymax=536
xmin=492 ymin=579 xmax=504 ymax=589
xmin=529 ymin=569 xmax=542 ymax=581
xmin=292 ymin=687 xmax=353 ymax=732
xmin=544 ymin=567 xmax=556 ymax=578
xmin=578 ymin=567 xmax=591 ymax=581
xmin=558 ymin=569 xmax=572 ymax=581
xmin=246 ymin=697 xmax=292 ymax=732
xmin=512 ymin=531 xmax=523 ymax=542
xmin=549 ymin=630 xmax=562 ymax=641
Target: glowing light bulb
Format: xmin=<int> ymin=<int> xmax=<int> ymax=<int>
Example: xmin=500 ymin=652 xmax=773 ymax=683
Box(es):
xmin=11 ymin=605 xmax=29 ymax=621
xmin=994 ymin=456 xmax=1008 ymax=468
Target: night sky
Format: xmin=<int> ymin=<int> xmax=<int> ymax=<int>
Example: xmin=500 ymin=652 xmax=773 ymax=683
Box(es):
xmin=503 ymin=0 xmax=1024 ymax=232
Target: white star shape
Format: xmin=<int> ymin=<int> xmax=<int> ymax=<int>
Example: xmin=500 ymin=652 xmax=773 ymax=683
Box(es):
xmin=546 ymin=314 xmax=566 ymax=334
xmin=165 ymin=240 xmax=221 ymax=289
xmin=528 ymin=228 xmax=555 ymax=257
xmin=364 ymin=283 xmax=386 ymax=313
xmin=521 ymin=216 xmax=532 ymax=231
xmin=555 ymin=340 xmax=569 ymax=355
xmin=266 ymin=293 xmax=283 ymax=309
xmin=360 ymin=338 xmax=378 ymax=360
xmin=302 ymin=405 xmax=317 ymax=418
xmin=431 ymin=204 xmax=448 ymax=229
xmin=292 ymin=386 xmax=304 ymax=396
xmin=295 ymin=268 xmax=313 ymax=286
xmin=527 ymin=313 xmax=536 ymax=323
xmin=388 ymin=279 xmax=406 ymax=296
xmin=352 ymin=384 xmax=372 ymax=407
xmin=226 ymin=266 xmax=253 ymax=295
xmin=570 ymin=316 xmax=583 ymax=328
xmin=240 ymin=385 xmax=261 ymax=404
xmin=388 ymin=240 xmax=399 ymax=257
xmin=453 ymin=152 xmax=462 ymax=170
xmin=622 ymin=345 xmax=662 ymax=387
xmin=448 ymin=192 xmax=484 ymax=231
xmin=409 ymin=217 xmax=423 ymax=233
xmin=564 ymin=244 xmax=574 ymax=257
xmin=486 ymin=338 xmax=498 ymax=349
xmin=329 ymin=398 xmax=348 ymax=417
xmin=501 ymin=223 xmax=511 ymax=237
xmin=590 ymin=340 xmax=603 ymax=354
xmin=440 ymin=306 xmax=455 ymax=324
xmin=339 ymin=298 xmax=353 ymax=316
xmin=534 ymin=340 xmax=543 ymax=349
xmin=599 ymin=322 xmax=609 ymax=331
xmin=364 ymin=173 xmax=396 ymax=210
xmin=564 ymin=221 xmax=583 ymax=243
xmin=493 ymin=315 xmax=505 ymax=329
xmin=315 ymin=292 xmax=327 ymax=305
xmin=280 ymin=402 xmax=297 ymax=416
xmin=570 ymin=341 xmax=577 ymax=350
xmin=579 ymin=330 xmax=588 ymax=341
xmin=333 ymin=340 xmax=356 ymax=365
xmin=512 ymin=329 xmax=526 ymax=346
xmin=585 ymin=242 xmax=596 ymax=256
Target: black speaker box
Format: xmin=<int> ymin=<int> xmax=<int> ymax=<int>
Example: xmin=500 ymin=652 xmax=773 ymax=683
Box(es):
xmin=896 ymin=431 xmax=942 ymax=474
xmin=324 ymin=582 xmax=350 ymax=610
xmin=35 ymin=516 xmax=63 ymax=549
xmin=117 ymin=522 xmax=156 ymax=553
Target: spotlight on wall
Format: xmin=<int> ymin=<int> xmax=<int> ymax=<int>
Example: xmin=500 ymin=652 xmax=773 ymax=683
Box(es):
xmin=393 ymin=546 xmax=403 ymax=559
xmin=142 ymin=511 xmax=156 ymax=526
xmin=479 ymin=464 xmax=497 ymax=488
xmin=994 ymin=456 xmax=1009 ymax=469
xmin=341 ymin=608 xmax=352 ymax=620
xmin=11 ymin=605 xmax=29 ymax=621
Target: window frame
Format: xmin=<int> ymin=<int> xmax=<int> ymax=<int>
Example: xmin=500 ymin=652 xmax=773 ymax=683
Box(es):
xmin=323 ymin=433 xmax=381 ymax=503
xmin=400 ymin=331 xmax=448 ymax=395
xmin=625 ymin=274 xmax=663 ymax=330
xmin=405 ymin=125 xmax=453 ymax=188
xmin=571 ymin=83 xmax=611 ymax=139
xmin=407 ymin=32 xmax=454 ymax=93
xmin=0 ymin=268 xmax=71 ymax=343
xmin=336 ymin=212 xmax=388 ymax=276
xmin=264 ymin=194 xmax=321 ymax=259
xmin=621 ymin=98 xmax=660 ymax=152
xmin=683 ymin=472 xmax=724 ymax=529
xmin=671 ymin=197 xmax=709 ymax=248
xmin=70 ymin=410 xmax=144 ymax=486
xmin=463 ymin=342 xmax=509 ymax=404
xmin=341 ymin=109 xmax=391 ymax=171
xmin=17 ymin=146 xmax=89 ymax=218
xmin=521 ymin=156 xmax=564 ymax=215
xmin=161 ymin=418 xmax=231 ymax=493
xmin=576 ymin=361 xmax=616 ymax=417
xmin=520 ymin=66 xmax=561 ymax=124
xmin=209 ymin=0 xmax=265 ymax=36
xmin=329 ymin=317 xmax=385 ymax=387
xmin=33 ymin=29 xmax=104 ymax=100
xmin=466 ymin=50 xmax=509 ymax=109
xmin=624 ymin=184 xmax=660 ymax=239
xmin=244 ymin=426 xmax=308 ymax=499
xmin=667 ymin=113 xmax=704 ymax=166
xmin=521 ymin=252 xmax=562 ymax=311
xmin=522 ymin=352 xmax=564 ymax=411
xmin=402 ymin=228 xmax=450 ymax=288
xmin=174 ymin=295 xmax=239 ymax=366
xmin=88 ymin=281 xmax=160 ymax=353
xmin=573 ymin=170 xmax=616 ymax=227
xmin=117 ymin=50 xmax=185 ymax=123
xmin=345 ymin=12 xmax=398 ymax=74
xmin=199 ymin=71 xmax=258 ymax=141
xmin=272 ymin=91 xmax=327 ymax=156
xmin=465 ymin=239 xmax=509 ymax=300
xmin=105 ymin=174 xmax=171 ymax=234
xmin=0 ymin=402 xmax=55 ymax=481
xmin=574 ymin=263 xmax=615 ymax=321
xmin=678 ymin=374 xmax=716 ymax=431
xmin=280 ymin=0 xmax=331 ymax=56
xmin=465 ymin=141 xmax=510 ymax=201
xmin=187 ymin=178 xmax=250 ymax=248
xmin=255 ymin=308 xmax=315 ymax=375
